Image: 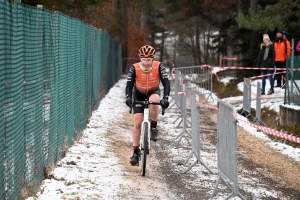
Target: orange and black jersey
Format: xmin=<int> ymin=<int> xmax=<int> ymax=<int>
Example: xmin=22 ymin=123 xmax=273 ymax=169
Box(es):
xmin=126 ymin=61 xmax=170 ymax=98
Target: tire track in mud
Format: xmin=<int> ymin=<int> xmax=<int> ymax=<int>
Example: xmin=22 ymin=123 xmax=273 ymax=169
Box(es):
xmin=105 ymin=110 xmax=179 ymax=200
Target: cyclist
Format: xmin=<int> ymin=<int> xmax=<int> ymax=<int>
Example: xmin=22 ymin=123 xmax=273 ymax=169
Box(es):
xmin=125 ymin=45 xmax=170 ymax=166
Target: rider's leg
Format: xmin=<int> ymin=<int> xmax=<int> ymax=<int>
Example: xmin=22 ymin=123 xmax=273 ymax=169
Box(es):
xmin=130 ymin=113 xmax=143 ymax=166
xmin=132 ymin=113 xmax=143 ymax=147
xmin=149 ymin=94 xmax=160 ymax=121
xmin=149 ymin=94 xmax=160 ymax=141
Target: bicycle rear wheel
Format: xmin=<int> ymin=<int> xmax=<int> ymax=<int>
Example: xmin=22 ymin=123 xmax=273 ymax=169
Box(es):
xmin=141 ymin=123 xmax=148 ymax=176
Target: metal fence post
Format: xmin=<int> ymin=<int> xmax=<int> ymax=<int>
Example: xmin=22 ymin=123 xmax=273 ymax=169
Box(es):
xmin=182 ymin=93 xmax=213 ymax=174
xmin=253 ymin=82 xmax=266 ymax=126
xmin=213 ymin=100 xmax=246 ymax=200
xmin=172 ymin=70 xmax=185 ymax=125
xmin=241 ymin=78 xmax=253 ymax=118
xmin=174 ymin=93 xmax=191 ymax=146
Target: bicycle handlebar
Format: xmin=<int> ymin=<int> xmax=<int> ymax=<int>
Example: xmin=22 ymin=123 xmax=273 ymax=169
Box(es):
xmin=129 ymin=101 xmax=165 ymax=115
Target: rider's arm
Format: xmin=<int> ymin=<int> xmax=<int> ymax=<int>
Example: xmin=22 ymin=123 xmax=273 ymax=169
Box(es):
xmin=126 ymin=66 xmax=135 ymax=98
xmin=159 ymin=63 xmax=170 ymax=99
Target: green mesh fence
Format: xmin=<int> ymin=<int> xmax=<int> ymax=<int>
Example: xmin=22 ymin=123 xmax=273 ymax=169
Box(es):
xmin=285 ymin=46 xmax=300 ymax=106
xmin=0 ymin=1 xmax=122 ymax=199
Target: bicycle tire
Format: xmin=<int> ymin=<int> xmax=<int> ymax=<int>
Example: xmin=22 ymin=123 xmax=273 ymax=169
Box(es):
xmin=141 ymin=123 xmax=148 ymax=176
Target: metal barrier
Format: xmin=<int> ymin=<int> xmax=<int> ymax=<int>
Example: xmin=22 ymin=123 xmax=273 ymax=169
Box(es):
xmin=168 ymin=58 xmax=193 ymax=73
xmin=171 ymin=66 xmax=213 ymax=101
xmin=253 ymin=82 xmax=266 ymax=126
xmin=171 ymin=70 xmax=183 ymax=125
xmin=213 ymin=100 xmax=245 ymax=200
xmin=182 ymin=93 xmax=213 ymax=174
xmin=170 ymin=70 xmax=182 ymax=109
xmin=241 ymin=78 xmax=253 ymax=118
xmin=174 ymin=93 xmax=191 ymax=146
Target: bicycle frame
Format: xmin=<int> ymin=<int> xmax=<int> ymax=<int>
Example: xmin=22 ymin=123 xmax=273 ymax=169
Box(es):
xmin=129 ymin=99 xmax=164 ymax=176
xmin=140 ymin=103 xmax=151 ymax=153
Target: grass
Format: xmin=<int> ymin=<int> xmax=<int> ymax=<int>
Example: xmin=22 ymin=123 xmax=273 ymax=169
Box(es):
xmin=212 ymin=76 xmax=243 ymax=98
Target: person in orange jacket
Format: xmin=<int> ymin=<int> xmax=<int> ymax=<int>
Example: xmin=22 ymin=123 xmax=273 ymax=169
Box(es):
xmin=125 ymin=45 xmax=170 ymax=166
xmin=274 ymin=30 xmax=291 ymax=88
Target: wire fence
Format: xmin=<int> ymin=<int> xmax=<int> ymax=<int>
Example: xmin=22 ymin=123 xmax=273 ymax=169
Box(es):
xmin=285 ymin=38 xmax=300 ymax=105
xmin=0 ymin=0 xmax=122 ymax=199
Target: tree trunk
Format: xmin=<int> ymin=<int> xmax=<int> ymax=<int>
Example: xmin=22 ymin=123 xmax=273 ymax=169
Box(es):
xmin=204 ymin=25 xmax=211 ymax=64
xmin=115 ymin=0 xmax=128 ymax=72
xmin=195 ymin=16 xmax=201 ymax=65
xmin=140 ymin=0 xmax=148 ymax=35
xmin=159 ymin=6 xmax=167 ymax=62
xmin=187 ymin=19 xmax=196 ymax=65
xmin=249 ymin=0 xmax=258 ymax=49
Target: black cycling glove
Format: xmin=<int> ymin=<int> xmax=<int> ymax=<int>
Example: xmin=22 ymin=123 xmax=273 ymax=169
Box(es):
xmin=160 ymin=97 xmax=169 ymax=109
xmin=125 ymin=97 xmax=132 ymax=108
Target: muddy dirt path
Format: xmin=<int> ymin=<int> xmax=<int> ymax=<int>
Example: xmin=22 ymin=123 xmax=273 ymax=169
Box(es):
xmin=106 ymin=111 xmax=180 ymax=199
xmin=105 ymin=95 xmax=300 ymax=199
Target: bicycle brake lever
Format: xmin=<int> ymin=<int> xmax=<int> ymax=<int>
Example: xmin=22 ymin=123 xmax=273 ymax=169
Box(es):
xmin=162 ymin=108 xmax=165 ymax=116
xmin=129 ymin=100 xmax=134 ymax=114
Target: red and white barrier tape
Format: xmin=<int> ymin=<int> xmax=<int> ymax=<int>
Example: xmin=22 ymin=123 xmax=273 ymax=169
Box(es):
xmin=217 ymin=66 xmax=299 ymax=71
xmin=232 ymin=113 xmax=300 ymax=144
xmin=177 ymin=91 xmax=186 ymax=95
xmin=247 ymin=72 xmax=285 ymax=80
xmin=201 ymin=65 xmax=219 ymax=80
xmin=177 ymin=91 xmax=192 ymax=98
xmin=244 ymin=79 xmax=250 ymax=88
xmin=178 ymin=93 xmax=299 ymax=143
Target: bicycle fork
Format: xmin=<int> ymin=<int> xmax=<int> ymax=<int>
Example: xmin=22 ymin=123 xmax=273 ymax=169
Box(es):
xmin=140 ymin=109 xmax=151 ymax=154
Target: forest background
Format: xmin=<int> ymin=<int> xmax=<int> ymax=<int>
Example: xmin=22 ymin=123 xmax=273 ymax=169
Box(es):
xmin=22 ymin=0 xmax=300 ymax=74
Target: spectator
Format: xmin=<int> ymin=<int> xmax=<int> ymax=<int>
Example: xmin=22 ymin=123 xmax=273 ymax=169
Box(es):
xmin=296 ymin=40 xmax=300 ymax=52
xmin=274 ymin=30 xmax=291 ymax=88
xmin=256 ymin=34 xmax=275 ymax=95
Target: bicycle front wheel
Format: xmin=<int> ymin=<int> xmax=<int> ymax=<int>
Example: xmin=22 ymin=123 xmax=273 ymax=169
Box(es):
xmin=141 ymin=123 xmax=148 ymax=176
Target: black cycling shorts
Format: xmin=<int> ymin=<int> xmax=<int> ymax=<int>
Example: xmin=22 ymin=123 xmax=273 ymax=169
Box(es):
xmin=133 ymin=87 xmax=160 ymax=114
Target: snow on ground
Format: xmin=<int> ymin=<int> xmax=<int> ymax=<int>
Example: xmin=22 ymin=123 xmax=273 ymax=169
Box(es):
xmin=27 ymin=76 xmax=300 ymax=200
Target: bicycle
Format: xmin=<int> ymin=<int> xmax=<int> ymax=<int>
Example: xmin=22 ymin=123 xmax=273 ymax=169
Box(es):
xmin=130 ymin=99 xmax=165 ymax=176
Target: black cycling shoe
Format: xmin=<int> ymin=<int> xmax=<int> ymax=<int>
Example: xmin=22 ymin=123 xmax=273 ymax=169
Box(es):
xmin=130 ymin=153 xmax=139 ymax=166
xmin=150 ymin=128 xmax=159 ymax=142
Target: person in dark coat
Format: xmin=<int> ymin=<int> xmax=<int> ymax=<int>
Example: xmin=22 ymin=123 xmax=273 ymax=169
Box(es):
xmin=256 ymin=34 xmax=275 ymax=95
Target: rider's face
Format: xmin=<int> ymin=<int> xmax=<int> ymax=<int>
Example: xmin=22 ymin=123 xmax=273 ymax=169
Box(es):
xmin=140 ymin=58 xmax=153 ymax=68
